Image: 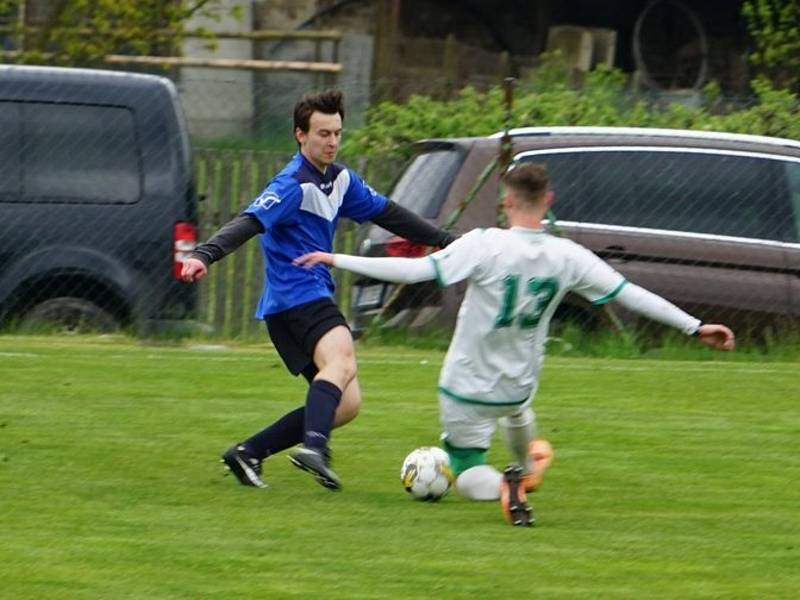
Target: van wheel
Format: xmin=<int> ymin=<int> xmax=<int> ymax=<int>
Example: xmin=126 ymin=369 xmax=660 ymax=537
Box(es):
xmin=19 ymin=297 xmax=119 ymax=334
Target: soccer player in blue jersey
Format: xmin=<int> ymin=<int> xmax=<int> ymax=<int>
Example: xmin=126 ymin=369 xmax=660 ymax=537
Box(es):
xmin=181 ymin=90 xmax=455 ymax=490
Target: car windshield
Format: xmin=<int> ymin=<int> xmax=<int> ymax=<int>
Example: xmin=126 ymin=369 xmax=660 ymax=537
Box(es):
xmin=389 ymin=148 xmax=463 ymax=218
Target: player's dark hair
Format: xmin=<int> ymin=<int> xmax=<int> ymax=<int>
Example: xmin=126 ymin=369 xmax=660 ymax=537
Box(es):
xmin=293 ymin=89 xmax=345 ymax=134
xmin=502 ymin=162 xmax=549 ymax=204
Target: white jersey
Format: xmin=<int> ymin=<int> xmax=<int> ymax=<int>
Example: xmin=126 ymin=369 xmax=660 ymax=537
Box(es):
xmin=428 ymin=227 xmax=626 ymax=406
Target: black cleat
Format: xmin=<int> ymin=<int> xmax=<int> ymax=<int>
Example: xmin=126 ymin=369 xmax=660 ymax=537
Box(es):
xmin=289 ymin=446 xmax=341 ymax=490
xmin=221 ymin=444 xmax=267 ymax=488
xmin=501 ymin=465 xmax=534 ymax=527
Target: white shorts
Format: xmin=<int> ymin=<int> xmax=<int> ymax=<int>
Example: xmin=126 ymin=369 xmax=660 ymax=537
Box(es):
xmin=439 ymin=393 xmax=534 ymax=449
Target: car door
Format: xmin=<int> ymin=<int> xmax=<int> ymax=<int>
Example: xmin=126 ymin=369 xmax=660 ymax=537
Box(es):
xmin=576 ymin=147 xmax=793 ymax=326
xmin=0 ymin=102 xmax=23 ymax=302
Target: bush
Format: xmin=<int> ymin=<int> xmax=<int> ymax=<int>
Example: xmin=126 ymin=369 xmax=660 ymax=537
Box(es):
xmin=340 ymin=53 xmax=800 ymax=164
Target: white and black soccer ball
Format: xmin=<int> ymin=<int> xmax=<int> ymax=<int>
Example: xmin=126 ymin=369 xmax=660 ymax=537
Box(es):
xmin=400 ymin=446 xmax=454 ymax=501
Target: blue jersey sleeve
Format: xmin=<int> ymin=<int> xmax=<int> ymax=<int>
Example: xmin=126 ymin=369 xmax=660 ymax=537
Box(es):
xmin=244 ymin=177 xmax=301 ymax=230
xmin=339 ymin=169 xmax=389 ymax=223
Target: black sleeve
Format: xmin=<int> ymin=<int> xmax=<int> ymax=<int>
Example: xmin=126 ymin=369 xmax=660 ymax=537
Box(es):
xmin=190 ymin=213 xmax=264 ymax=266
xmin=371 ymin=200 xmax=458 ymax=248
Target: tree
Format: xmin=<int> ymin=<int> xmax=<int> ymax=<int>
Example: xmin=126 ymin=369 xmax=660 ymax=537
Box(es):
xmin=0 ymin=0 xmax=237 ymax=66
xmin=742 ymin=0 xmax=800 ymax=92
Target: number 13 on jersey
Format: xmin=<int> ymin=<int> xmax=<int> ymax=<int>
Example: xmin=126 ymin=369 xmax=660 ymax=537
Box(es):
xmin=494 ymin=275 xmax=559 ymax=329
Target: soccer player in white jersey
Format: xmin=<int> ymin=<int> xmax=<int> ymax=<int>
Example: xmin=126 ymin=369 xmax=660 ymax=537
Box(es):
xmin=295 ymin=162 xmax=735 ymax=525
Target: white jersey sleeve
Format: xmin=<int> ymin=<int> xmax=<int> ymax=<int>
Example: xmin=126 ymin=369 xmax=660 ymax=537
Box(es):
xmin=331 ymin=253 xmax=436 ymax=283
xmin=568 ymin=244 xmax=628 ymax=305
xmin=614 ymin=283 xmax=701 ymax=334
xmin=427 ymin=229 xmax=486 ymax=287
xmin=567 ymin=243 xmax=701 ymax=334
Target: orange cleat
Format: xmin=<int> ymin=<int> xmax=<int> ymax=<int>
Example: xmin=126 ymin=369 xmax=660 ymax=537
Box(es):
xmin=521 ymin=438 xmax=554 ymax=492
xmin=500 ymin=465 xmax=533 ymax=526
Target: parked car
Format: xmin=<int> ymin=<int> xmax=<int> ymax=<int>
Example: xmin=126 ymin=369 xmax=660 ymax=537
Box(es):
xmin=0 ymin=65 xmax=198 ymax=334
xmin=351 ymin=127 xmax=800 ymax=338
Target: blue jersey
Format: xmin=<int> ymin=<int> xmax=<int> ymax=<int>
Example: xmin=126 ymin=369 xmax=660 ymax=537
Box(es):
xmin=245 ymin=152 xmax=388 ymax=316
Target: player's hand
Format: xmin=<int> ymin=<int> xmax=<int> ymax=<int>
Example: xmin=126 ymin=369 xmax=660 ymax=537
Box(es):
xmin=181 ymin=257 xmax=208 ymax=283
xmin=696 ymin=323 xmax=735 ymax=351
xmin=294 ymin=252 xmax=334 ymax=268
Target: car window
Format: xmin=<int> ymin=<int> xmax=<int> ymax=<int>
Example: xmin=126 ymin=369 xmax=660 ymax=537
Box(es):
xmin=516 ymin=152 xmax=585 ymax=221
xmin=581 ymin=149 xmax=795 ymax=241
xmin=390 ymin=148 xmax=463 ymax=218
xmin=784 ymin=162 xmax=800 ymax=243
xmin=0 ymin=102 xmax=22 ymax=196
xmin=21 ymin=102 xmax=141 ymax=204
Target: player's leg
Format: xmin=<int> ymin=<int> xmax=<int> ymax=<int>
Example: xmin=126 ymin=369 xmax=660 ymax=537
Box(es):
xmin=221 ymin=315 xmax=305 ymax=488
xmin=222 ymin=301 xmax=352 ymax=489
xmin=439 ymin=393 xmax=502 ymax=500
xmin=288 ymin=321 xmax=357 ymax=490
xmin=499 ymin=408 xmax=535 ymax=471
xmin=499 ymin=408 xmax=553 ymax=492
xmin=334 ymin=376 xmax=362 ymax=427
xmin=500 ymin=407 xmax=552 ymax=491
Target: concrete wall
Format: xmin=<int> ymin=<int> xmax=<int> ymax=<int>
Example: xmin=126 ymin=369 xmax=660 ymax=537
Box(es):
xmin=180 ymin=0 xmax=255 ymax=140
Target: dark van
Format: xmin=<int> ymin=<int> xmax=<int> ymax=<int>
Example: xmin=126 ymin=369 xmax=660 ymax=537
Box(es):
xmin=0 ymin=66 xmax=198 ymax=333
xmin=352 ymin=127 xmax=800 ymax=337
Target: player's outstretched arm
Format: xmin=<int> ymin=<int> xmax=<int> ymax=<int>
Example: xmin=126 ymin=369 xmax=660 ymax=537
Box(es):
xmin=295 ymin=251 xmax=436 ymax=284
xmin=696 ymin=323 xmax=735 ymax=351
xmin=295 ymin=252 xmax=334 ymax=267
xmin=611 ymin=283 xmax=735 ymax=351
xmin=183 ymin=214 xmax=264 ymax=283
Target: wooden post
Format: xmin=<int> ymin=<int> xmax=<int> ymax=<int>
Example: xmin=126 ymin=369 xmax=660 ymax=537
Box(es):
xmin=442 ymin=33 xmax=460 ymax=98
xmin=372 ymin=0 xmax=402 ymax=101
xmin=17 ymin=0 xmax=26 ymax=50
xmin=496 ymin=51 xmax=510 ymax=80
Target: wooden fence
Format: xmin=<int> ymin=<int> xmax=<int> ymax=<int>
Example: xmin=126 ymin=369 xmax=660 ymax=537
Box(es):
xmin=193 ymin=148 xmax=367 ymax=339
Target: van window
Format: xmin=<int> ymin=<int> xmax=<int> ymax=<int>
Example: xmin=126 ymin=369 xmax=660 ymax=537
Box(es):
xmin=390 ymin=149 xmax=463 ymax=218
xmin=581 ymin=149 xmax=795 ymax=241
xmin=21 ymin=102 xmax=141 ymax=204
xmin=0 ymin=102 xmax=22 ymax=196
xmin=518 ymin=153 xmax=585 ymax=221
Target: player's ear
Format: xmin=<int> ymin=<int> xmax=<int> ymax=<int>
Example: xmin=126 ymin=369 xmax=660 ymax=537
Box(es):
xmin=544 ymin=190 xmax=554 ymax=208
xmin=295 ymin=126 xmax=305 ymax=146
xmin=502 ymin=190 xmax=514 ymax=210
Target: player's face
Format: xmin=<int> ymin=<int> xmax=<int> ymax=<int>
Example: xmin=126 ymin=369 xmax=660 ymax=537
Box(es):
xmin=296 ymin=111 xmax=342 ymax=173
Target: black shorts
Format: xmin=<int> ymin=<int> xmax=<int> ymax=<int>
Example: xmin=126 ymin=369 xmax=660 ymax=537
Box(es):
xmin=265 ymin=297 xmax=349 ymax=381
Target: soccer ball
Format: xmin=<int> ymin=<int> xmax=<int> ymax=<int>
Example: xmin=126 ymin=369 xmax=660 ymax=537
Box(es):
xmin=400 ymin=446 xmax=454 ymax=501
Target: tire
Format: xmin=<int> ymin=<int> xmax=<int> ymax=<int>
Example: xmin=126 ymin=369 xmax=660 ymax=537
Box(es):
xmin=18 ymin=297 xmax=120 ymax=334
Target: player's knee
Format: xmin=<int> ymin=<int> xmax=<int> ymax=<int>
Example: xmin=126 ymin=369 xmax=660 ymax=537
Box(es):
xmin=337 ymin=354 xmax=357 ymax=385
xmin=502 ymin=408 xmax=534 ymax=429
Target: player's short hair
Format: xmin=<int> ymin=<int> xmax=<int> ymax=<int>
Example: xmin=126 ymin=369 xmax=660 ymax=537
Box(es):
xmin=293 ymin=89 xmax=345 ymax=134
xmin=502 ymin=162 xmax=549 ymax=204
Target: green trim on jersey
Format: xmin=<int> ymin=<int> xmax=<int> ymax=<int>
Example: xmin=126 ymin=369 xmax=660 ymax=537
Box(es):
xmin=439 ymin=385 xmax=528 ymax=407
xmin=428 ymin=255 xmax=446 ymax=288
xmin=592 ymin=279 xmax=628 ymax=305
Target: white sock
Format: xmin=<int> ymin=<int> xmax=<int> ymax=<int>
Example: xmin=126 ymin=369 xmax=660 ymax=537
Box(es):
xmin=455 ymin=465 xmax=503 ymax=501
xmin=500 ymin=408 xmax=534 ymax=472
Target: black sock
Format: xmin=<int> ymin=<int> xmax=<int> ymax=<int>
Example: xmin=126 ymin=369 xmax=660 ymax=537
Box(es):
xmin=242 ymin=406 xmax=304 ymax=459
xmin=303 ymin=379 xmax=342 ymax=451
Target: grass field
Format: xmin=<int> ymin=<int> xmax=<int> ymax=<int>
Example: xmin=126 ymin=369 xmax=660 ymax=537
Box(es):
xmin=1 ymin=335 xmax=798 ymax=599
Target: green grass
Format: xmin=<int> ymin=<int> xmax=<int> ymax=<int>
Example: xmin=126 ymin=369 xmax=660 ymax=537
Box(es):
xmin=1 ymin=336 xmax=798 ymax=599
